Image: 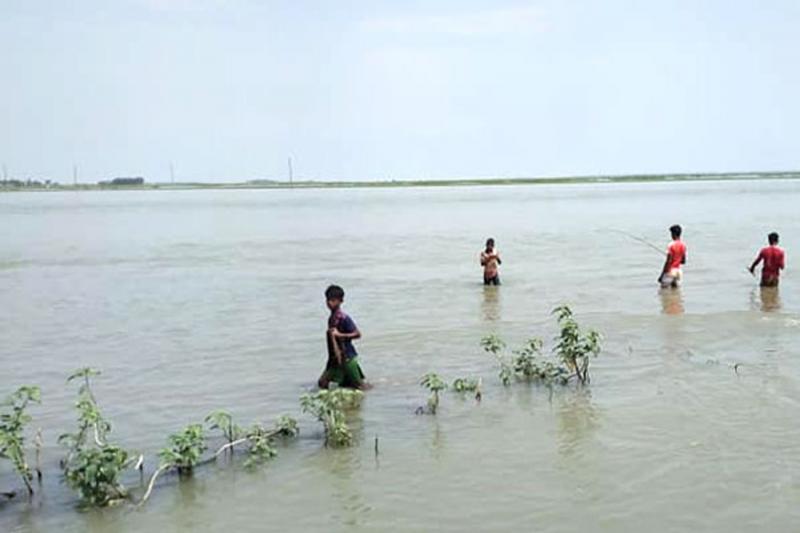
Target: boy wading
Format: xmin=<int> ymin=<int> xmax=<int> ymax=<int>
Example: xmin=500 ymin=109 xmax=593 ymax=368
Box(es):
xmin=318 ymin=285 xmax=366 ymax=390
xmin=750 ymin=232 xmax=785 ymax=287
xmin=481 ymin=238 xmax=502 ymax=285
xmin=659 ymin=225 xmax=687 ymax=288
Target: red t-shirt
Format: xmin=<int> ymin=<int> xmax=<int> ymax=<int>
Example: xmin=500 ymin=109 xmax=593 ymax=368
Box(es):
xmin=759 ymin=246 xmax=785 ymax=280
xmin=667 ymin=240 xmax=686 ymax=270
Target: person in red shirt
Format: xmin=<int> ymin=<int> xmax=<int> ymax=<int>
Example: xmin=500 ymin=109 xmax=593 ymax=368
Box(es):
xmin=659 ymin=224 xmax=687 ymax=288
xmin=749 ymin=232 xmax=785 ymax=287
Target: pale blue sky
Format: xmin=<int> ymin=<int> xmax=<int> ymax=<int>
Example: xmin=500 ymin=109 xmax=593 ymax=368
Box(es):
xmin=1 ymin=0 xmax=798 ymax=183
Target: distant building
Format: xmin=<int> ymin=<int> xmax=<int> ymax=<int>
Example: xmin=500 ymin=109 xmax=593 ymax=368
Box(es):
xmin=99 ymin=177 xmax=145 ymax=186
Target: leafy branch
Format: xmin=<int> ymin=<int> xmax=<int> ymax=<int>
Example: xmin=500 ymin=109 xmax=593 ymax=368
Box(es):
xmin=482 ymin=305 xmax=602 ymax=387
xmin=300 ymin=389 xmax=363 ymax=447
xmin=0 ymin=386 xmax=41 ymax=497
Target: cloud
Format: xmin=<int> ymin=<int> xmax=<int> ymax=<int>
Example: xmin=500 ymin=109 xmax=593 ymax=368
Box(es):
xmin=360 ymin=6 xmax=547 ymax=36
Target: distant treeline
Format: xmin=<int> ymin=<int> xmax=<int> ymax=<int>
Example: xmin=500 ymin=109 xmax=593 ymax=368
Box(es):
xmin=2 ymin=171 xmax=799 ymax=192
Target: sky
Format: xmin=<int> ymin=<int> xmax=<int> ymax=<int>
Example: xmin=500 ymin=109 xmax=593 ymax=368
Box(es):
xmin=1 ymin=0 xmax=799 ymax=183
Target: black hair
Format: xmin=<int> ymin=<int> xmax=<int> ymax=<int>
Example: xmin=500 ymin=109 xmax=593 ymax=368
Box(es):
xmin=670 ymin=225 xmax=682 ymax=238
xmin=325 ymin=285 xmax=345 ymax=300
xmin=486 ymin=238 xmax=495 ymax=247
xmin=768 ymin=232 xmax=779 ymax=245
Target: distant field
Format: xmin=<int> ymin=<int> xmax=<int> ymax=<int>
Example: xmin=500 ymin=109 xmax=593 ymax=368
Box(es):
xmin=2 ymin=171 xmax=799 ymax=192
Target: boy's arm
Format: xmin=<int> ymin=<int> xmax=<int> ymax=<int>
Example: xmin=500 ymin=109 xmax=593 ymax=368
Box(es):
xmin=331 ymin=327 xmax=361 ymax=340
xmin=660 ymin=254 xmax=672 ymax=277
xmin=328 ymin=329 xmax=343 ymax=365
xmin=749 ymin=251 xmax=763 ymax=273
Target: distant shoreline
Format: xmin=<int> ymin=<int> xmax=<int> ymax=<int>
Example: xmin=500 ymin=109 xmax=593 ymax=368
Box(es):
xmin=2 ymin=171 xmax=799 ymax=192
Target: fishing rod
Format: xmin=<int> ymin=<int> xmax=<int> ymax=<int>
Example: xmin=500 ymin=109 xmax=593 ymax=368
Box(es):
xmin=606 ymin=229 xmax=665 ymax=256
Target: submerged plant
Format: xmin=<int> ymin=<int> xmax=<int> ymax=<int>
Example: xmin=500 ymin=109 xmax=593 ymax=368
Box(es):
xmin=64 ymin=446 xmax=130 ymax=506
xmin=58 ymin=368 xmax=111 ymax=459
xmin=300 ymin=389 xmax=363 ymax=447
xmin=419 ymin=373 xmax=447 ymax=414
xmin=59 ymin=368 xmax=139 ymax=507
xmin=205 ymin=410 xmax=243 ymax=447
xmin=451 ymin=377 xmax=480 ymax=393
xmin=159 ymin=423 xmax=207 ymax=474
xmin=0 ymin=386 xmax=41 ymax=497
xmin=482 ymin=306 xmax=602 ymax=387
xmin=208 ymin=413 xmax=299 ymax=469
xmin=552 ymin=305 xmax=602 ymax=385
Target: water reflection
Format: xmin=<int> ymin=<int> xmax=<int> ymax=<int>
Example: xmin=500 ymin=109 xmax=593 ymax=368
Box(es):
xmin=750 ymin=286 xmax=782 ymax=312
xmin=556 ymin=389 xmax=600 ymax=458
xmin=481 ymin=286 xmax=501 ymax=322
xmin=659 ymin=288 xmax=684 ymax=315
xmin=323 ymin=448 xmax=371 ymax=527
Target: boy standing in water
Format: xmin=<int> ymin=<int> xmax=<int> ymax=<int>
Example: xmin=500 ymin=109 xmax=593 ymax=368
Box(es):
xmin=318 ymin=285 xmax=367 ymax=390
xmin=659 ymin=225 xmax=687 ymax=288
xmin=480 ymin=238 xmax=502 ymax=285
xmin=749 ymin=232 xmax=785 ymax=287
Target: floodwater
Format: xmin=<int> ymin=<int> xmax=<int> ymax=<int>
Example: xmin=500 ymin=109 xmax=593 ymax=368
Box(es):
xmin=1 ymin=180 xmax=799 ymax=532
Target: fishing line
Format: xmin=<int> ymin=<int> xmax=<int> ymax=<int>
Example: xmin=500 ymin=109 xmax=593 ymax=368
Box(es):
xmin=606 ymin=228 xmax=665 ymax=256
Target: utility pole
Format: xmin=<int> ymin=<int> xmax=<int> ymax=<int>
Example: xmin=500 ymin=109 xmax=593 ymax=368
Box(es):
xmin=288 ymin=156 xmax=293 ymax=187
xmin=169 ymin=162 xmax=175 ymax=184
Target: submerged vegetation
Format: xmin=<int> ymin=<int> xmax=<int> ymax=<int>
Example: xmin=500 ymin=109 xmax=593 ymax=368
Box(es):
xmin=2 ymin=306 xmax=600 ymax=512
xmin=483 ymin=305 xmax=602 ymax=386
xmin=59 ymin=368 xmax=139 ymax=507
xmin=300 ymin=388 xmax=363 ymax=447
xmin=419 ymin=373 xmax=448 ymax=414
xmin=0 ymin=386 xmax=41 ymax=498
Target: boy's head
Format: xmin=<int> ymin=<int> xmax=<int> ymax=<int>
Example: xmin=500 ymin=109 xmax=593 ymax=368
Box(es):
xmin=768 ymin=232 xmax=780 ymax=245
xmin=669 ymin=225 xmax=682 ymax=239
xmin=325 ymin=284 xmax=345 ymax=311
xmin=486 ymin=237 xmax=495 ymax=249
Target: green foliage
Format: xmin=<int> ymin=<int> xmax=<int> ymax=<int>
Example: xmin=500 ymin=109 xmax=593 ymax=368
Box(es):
xmin=243 ymin=424 xmax=278 ymax=469
xmin=159 ymin=424 xmax=207 ymax=473
xmin=451 ymin=377 xmax=480 ymax=393
xmin=420 ymin=373 xmax=447 ymax=414
xmin=205 ymin=410 xmax=243 ymax=444
xmin=63 ymin=446 xmax=129 ymax=506
xmin=482 ymin=306 xmax=602 ymax=387
xmin=59 ymin=368 xmax=111 ymax=454
xmin=59 ymin=368 xmax=137 ymax=507
xmin=552 ymin=305 xmax=602 ymax=385
xmin=0 ymin=386 xmax=41 ymax=495
xmin=480 ymin=334 xmax=506 ymax=355
xmin=274 ymin=415 xmax=299 ymax=438
xmin=300 ymin=389 xmax=363 ymax=447
xmin=242 ymin=415 xmax=299 ymax=469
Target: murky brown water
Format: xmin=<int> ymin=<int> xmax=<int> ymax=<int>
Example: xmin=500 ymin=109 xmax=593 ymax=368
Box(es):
xmin=2 ymin=180 xmax=799 ymax=532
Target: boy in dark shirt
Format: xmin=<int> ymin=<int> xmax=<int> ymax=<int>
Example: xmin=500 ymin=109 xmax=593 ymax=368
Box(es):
xmin=317 ymin=285 xmax=367 ymax=389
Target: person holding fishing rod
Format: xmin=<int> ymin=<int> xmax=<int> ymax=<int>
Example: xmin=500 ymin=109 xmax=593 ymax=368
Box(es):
xmin=659 ymin=224 xmax=687 ymax=289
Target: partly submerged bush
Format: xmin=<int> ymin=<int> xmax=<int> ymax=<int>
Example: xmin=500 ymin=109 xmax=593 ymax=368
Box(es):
xmin=0 ymin=386 xmax=41 ymax=496
xmin=59 ymin=369 xmax=140 ymax=507
xmin=159 ymin=423 xmax=207 ymax=474
xmin=300 ymin=389 xmax=362 ymax=447
xmin=64 ymin=446 xmax=130 ymax=506
xmin=483 ymin=305 xmax=601 ymax=386
xmin=419 ymin=373 xmax=447 ymax=414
